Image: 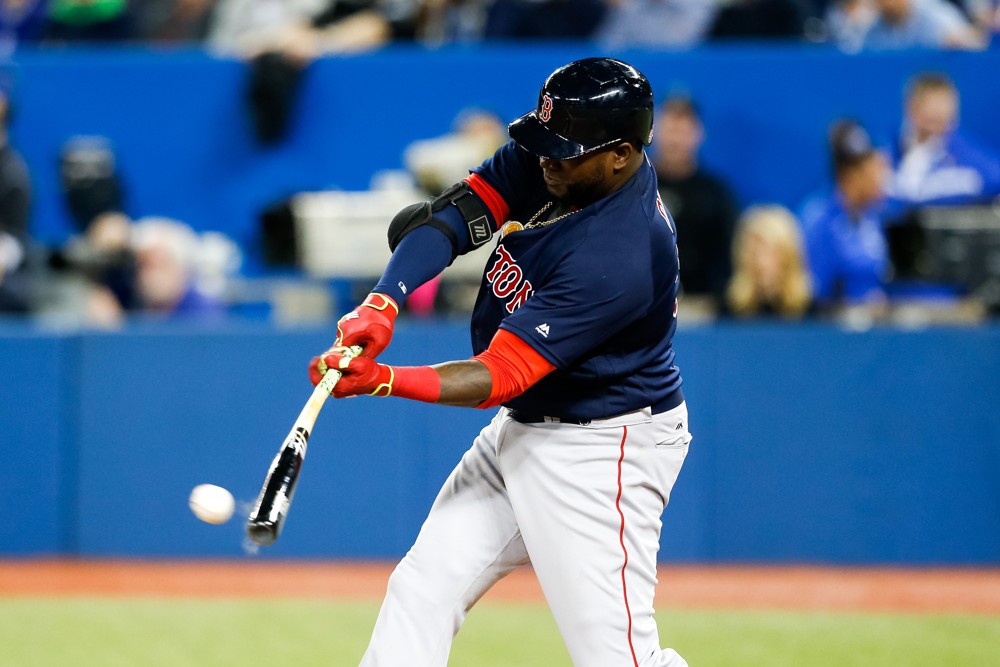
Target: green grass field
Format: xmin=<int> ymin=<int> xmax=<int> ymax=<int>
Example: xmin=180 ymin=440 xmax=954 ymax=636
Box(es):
xmin=4 ymin=598 xmax=999 ymax=666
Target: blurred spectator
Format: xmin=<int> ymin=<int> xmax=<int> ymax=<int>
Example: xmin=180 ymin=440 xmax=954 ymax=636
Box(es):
xmin=0 ymin=82 xmax=31 ymax=314
xmin=132 ymin=0 xmax=214 ymax=42
xmin=50 ymin=136 xmax=137 ymax=313
xmin=44 ymin=0 xmax=135 ymax=41
xmin=0 ymin=0 xmax=48 ymax=49
xmin=483 ymin=0 xmax=605 ymax=39
xmin=59 ymin=135 xmax=124 ymax=233
xmin=210 ymin=1 xmax=417 ymax=145
xmin=596 ymin=0 xmax=717 ymax=49
xmin=824 ymin=0 xmax=878 ymax=51
xmin=653 ymin=95 xmax=739 ymax=310
xmin=207 ymin=0 xmax=325 ymax=54
xmin=400 ymin=107 xmax=506 ymax=315
xmin=799 ymin=119 xmax=891 ymax=309
xmin=724 ymin=205 xmax=814 ymax=319
xmin=881 ymin=72 xmax=1000 ymax=287
xmin=45 ymin=139 xmax=240 ymax=325
xmin=403 ymin=107 xmax=507 ymax=197
xmin=209 ymin=0 xmax=415 ymax=58
xmin=130 ymin=217 xmax=233 ymax=320
xmin=708 ymin=0 xmax=810 ymax=40
xmin=417 ymin=0 xmax=488 ymax=43
xmin=860 ymin=0 xmax=985 ymax=49
xmin=963 ymin=0 xmax=999 ymax=38
xmin=890 ymin=72 xmax=1000 ymax=206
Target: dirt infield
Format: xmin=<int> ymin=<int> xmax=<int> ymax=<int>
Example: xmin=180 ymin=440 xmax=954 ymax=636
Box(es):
xmin=1 ymin=561 xmax=998 ymax=615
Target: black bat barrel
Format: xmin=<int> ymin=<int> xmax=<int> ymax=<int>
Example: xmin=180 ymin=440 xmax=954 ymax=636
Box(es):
xmin=247 ymin=428 xmax=309 ymax=546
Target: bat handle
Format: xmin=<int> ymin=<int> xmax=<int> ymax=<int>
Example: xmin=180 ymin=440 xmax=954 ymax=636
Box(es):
xmin=289 ymin=345 xmax=365 ymax=432
xmin=314 ymin=344 xmax=363 ymax=396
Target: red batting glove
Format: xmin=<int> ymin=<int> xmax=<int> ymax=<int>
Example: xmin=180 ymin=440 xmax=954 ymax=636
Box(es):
xmin=308 ymin=355 xmax=328 ymax=387
xmin=335 ymin=293 xmax=399 ymax=358
xmin=312 ymin=349 xmax=442 ymax=403
xmin=321 ymin=350 xmax=394 ymax=398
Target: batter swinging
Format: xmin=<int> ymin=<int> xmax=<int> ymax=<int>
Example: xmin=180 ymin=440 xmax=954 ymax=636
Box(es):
xmin=310 ymin=57 xmax=692 ymax=666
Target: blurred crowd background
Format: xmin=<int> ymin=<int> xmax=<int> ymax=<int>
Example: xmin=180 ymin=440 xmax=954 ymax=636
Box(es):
xmin=1 ymin=0 xmax=1000 ymax=329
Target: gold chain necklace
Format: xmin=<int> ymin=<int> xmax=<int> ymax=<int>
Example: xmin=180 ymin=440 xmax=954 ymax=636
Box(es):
xmin=499 ymin=201 xmax=579 ymax=240
xmin=524 ymin=201 xmax=578 ymax=230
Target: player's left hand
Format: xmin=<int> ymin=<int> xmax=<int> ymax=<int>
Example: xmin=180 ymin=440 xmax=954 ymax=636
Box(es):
xmin=335 ymin=292 xmax=399 ymax=359
xmin=315 ymin=347 xmax=395 ymax=398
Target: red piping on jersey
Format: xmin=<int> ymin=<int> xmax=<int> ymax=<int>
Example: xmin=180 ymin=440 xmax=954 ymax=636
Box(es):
xmin=464 ymin=173 xmax=510 ymax=225
xmin=616 ymin=426 xmax=639 ymax=667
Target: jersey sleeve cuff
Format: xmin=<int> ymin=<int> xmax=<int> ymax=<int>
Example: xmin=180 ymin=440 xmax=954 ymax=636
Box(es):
xmin=473 ymin=329 xmax=556 ymax=409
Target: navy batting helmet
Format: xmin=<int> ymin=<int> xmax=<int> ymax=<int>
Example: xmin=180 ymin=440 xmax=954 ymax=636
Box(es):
xmin=508 ymin=57 xmax=654 ymax=160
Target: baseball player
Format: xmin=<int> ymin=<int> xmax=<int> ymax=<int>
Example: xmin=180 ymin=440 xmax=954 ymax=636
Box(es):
xmin=311 ymin=57 xmax=691 ymax=667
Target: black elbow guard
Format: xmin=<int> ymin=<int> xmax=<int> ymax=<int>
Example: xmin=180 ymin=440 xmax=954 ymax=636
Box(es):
xmin=431 ymin=182 xmax=494 ymax=248
xmin=386 ymin=182 xmax=494 ymax=254
xmin=387 ymin=201 xmax=459 ymax=253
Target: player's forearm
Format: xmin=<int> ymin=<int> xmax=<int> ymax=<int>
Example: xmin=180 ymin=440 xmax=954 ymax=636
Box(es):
xmin=400 ymin=331 xmax=554 ymax=408
xmin=373 ymin=225 xmax=453 ymax=306
xmin=431 ymin=360 xmax=493 ymax=407
xmin=316 ymin=332 xmax=549 ymax=408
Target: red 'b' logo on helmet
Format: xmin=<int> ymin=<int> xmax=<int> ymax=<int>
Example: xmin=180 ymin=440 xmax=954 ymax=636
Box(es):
xmin=539 ymin=94 xmax=553 ymax=123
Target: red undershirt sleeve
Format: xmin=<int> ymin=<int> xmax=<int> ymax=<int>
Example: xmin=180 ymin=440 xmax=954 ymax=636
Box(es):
xmin=473 ymin=329 xmax=556 ymax=409
xmin=464 ymin=173 xmax=510 ymax=226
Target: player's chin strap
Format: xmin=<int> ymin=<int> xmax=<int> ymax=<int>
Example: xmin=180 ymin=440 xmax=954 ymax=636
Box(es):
xmin=387 ymin=181 xmax=494 ymax=255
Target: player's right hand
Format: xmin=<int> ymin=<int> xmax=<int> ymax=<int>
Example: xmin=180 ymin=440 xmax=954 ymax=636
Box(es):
xmin=320 ymin=349 xmax=394 ymax=399
xmin=334 ymin=292 xmax=399 ymax=359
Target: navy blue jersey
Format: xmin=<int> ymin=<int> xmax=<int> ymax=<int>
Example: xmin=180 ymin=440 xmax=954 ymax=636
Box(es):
xmin=468 ymin=141 xmax=683 ymax=420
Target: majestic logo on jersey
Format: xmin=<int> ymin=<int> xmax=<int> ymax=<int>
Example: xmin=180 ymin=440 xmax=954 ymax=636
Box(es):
xmin=485 ymin=245 xmax=534 ymax=314
xmin=539 ymin=94 xmax=554 ymax=123
xmin=535 ymin=323 xmax=550 ymax=338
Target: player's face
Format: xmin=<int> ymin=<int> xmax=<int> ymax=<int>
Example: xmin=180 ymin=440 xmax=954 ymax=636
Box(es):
xmin=538 ymin=146 xmax=627 ymax=208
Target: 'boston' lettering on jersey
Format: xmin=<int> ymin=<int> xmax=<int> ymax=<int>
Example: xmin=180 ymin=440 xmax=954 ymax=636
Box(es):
xmin=485 ymin=245 xmax=534 ymax=313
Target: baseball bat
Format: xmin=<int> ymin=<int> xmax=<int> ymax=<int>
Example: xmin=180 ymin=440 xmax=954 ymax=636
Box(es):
xmin=246 ymin=345 xmax=362 ymax=547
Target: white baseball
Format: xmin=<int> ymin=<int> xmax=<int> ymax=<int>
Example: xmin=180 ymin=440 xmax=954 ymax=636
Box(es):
xmin=188 ymin=484 xmax=235 ymax=525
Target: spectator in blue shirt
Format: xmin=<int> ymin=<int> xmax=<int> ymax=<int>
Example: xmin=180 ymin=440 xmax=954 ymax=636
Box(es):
xmin=799 ymin=120 xmax=891 ymax=307
xmin=597 ymin=0 xmax=717 ymax=49
xmin=890 ymin=72 xmax=1000 ymax=206
xmin=862 ymin=0 xmax=984 ymax=49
